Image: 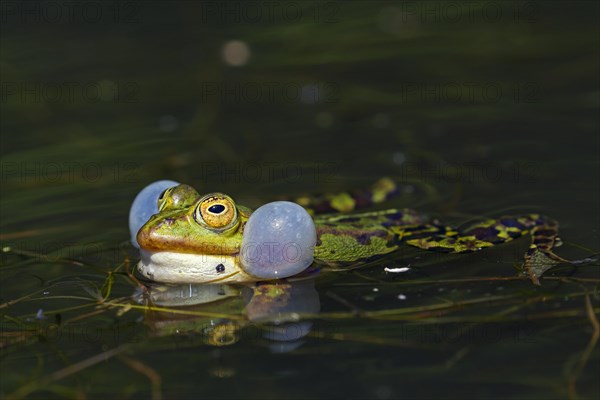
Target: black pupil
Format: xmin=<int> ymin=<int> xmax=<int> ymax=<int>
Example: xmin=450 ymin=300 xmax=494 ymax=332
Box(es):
xmin=208 ymin=204 xmax=226 ymax=214
xmin=216 ymin=264 xmax=225 ymax=273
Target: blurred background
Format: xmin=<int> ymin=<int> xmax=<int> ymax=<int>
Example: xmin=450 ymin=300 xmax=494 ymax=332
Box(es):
xmin=1 ymin=1 xmax=598 ymax=399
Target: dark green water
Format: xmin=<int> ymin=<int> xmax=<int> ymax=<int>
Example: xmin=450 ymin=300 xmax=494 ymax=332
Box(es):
xmin=1 ymin=1 xmax=599 ymax=399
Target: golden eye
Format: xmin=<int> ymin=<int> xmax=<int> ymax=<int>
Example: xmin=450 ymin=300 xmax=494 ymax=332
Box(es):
xmin=194 ymin=193 xmax=238 ymax=231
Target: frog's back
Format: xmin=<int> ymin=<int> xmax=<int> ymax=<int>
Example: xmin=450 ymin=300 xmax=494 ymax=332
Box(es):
xmin=313 ymin=208 xmax=425 ymax=264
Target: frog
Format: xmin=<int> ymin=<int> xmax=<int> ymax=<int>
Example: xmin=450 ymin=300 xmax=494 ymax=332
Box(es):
xmin=135 ymin=178 xmax=575 ymax=286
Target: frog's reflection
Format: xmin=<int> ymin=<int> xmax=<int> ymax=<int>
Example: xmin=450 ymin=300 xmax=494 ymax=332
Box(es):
xmin=132 ymin=277 xmax=320 ymax=352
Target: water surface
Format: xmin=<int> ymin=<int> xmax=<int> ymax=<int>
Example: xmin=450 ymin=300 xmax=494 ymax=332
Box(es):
xmin=1 ymin=1 xmax=599 ymax=399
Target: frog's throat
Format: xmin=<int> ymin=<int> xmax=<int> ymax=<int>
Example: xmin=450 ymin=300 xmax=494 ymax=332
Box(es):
xmin=137 ymin=250 xmax=259 ymax=284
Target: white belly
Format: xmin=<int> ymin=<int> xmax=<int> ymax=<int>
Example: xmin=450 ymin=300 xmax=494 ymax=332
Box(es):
xmin=137 ymin=249 xmax=258 ymax=283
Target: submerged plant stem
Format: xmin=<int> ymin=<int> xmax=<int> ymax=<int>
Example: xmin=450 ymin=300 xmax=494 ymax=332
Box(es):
xmin=119 ymin=355 xmax=163 ymax=400
xmin=566 ymin=290 xmax=600 ymax=400
xmin=8 ymin=344 xmax=130 ymax=399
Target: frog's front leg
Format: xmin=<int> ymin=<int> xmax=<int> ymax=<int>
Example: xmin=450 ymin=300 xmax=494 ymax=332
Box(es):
xmin=402 ymin=214 xmax=569 ymax=285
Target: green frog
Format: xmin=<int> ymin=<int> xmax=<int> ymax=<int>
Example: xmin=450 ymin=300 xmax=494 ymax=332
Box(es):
xmin=136 ymin=178 xmax=573 ymax=286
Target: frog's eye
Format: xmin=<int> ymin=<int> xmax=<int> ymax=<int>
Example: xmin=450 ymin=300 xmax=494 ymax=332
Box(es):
xmin=194 ymin=193 xmax=238 ymax=231
xmin=157 ymin=187 xmax=174 ymax=211
xmin=158 ymin=184 xmax=200 ymax=212
xmin=129 ymin=180 xmax=180 ymax=248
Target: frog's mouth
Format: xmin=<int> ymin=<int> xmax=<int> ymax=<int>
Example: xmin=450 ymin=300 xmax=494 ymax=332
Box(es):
xmin=137 ymin=250 xmax=257 ymax=284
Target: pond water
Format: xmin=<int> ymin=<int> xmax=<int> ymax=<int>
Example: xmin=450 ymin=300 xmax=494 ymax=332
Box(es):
xmin=1 ymin=1 xmax=599 ymax=399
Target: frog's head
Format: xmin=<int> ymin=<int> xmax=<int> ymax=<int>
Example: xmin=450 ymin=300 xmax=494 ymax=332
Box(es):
xmin=134 ymin=183 xmax=317 ymax=284
xmin=136 ymin=184 xmax=256 ymax=283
